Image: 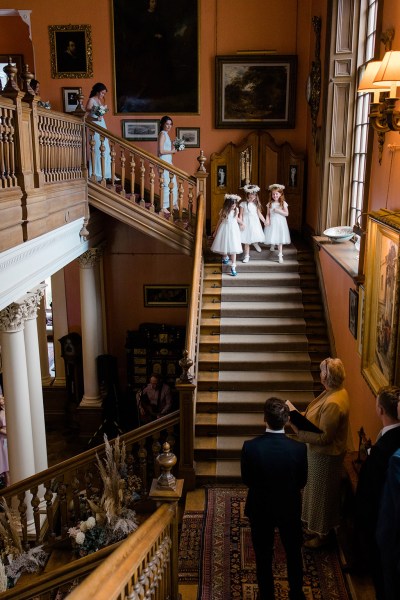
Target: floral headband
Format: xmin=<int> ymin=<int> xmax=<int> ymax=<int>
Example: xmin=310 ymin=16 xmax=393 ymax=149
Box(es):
xmin=268 ymin=184 xmax=285 ymax=191
xmin=243 ymin=184 xmax=260 ymax=194
xmin=224 ymin=193 xmax=241 ymax=202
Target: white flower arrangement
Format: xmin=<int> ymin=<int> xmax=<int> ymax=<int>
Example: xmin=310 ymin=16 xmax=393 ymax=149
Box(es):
xmin=243 ymin=184 xmax=260 ymax=194
xmin=173 ymin=137 xmax=185 ymax=151
xmin=224 ymin=193 xmax=242 ymax=202
xmin=86 ymin=516 xmax=96 ymax=530
xmin=92 ymin=104 xmax=108 ymax=118
xmin=268 ymin=183 xmax=285 ymax=191
xmin=75 ymin=531 xmax=86 ymax=545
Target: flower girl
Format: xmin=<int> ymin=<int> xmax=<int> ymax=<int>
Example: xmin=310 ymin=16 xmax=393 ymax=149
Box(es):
xmin=264 ymin=183 xmax=291 ymax=263
xmin=211 ymin=194 xmax=243 ymax=276
xmin=239 ymin=184 xmax=266 ymax=263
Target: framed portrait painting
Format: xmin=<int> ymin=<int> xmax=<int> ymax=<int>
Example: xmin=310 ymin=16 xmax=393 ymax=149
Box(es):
xmin=215 ymin=55 xmax=297 ymax=128
xmin=112 ymin=0 xmax=198 ymax=114
xmin=62 ymin=87 xmax=82 ymax=113
xmin=49 ymin=24 xmax=93 ymax=78
xmin=122 ymin=119 xmax=160 ymax=142
xmin=361 ymin=210 xmax=400 ymax=394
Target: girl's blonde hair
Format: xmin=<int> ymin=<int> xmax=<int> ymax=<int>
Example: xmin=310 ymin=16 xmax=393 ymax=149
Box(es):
xmin=243 ymin=185 xmax=262 ymax=211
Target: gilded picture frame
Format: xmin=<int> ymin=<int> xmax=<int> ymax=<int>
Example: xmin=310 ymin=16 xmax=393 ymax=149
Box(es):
xmin=49 ymin=24 xmax=93 ymax=79
xmin=361 ymin=210 xmax=400 ymax=394
xmin=144 ymin=285 xmax=189 ymax=307
xmin=215 ymin=55 xmax=297 ymax=129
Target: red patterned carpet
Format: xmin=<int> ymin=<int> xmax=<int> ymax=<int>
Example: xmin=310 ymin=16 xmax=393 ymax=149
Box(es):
xmin=178 ymin=486 xmax=350 ymax=600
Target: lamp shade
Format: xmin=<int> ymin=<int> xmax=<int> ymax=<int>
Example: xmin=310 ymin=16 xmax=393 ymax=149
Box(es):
xmin=358 ymin=61 xmax=389 ymax=92
xmin=373 ymin=51 xmax=400 ymax=86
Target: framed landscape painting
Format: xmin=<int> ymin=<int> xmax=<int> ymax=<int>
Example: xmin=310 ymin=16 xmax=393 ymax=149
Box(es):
xmin=112 ymin=0 xmax=198 ymax=114
xmin=122 ymin=119 xmax=160 ymax=142
xmin=361 ymin=210 xmax=400 ymax=394
xmin=215 ymin=55 xmax=297 ymax=128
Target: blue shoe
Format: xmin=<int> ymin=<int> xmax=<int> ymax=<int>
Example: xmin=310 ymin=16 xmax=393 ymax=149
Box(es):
xmin=222 ymin=256 xmax=229 ymax=264
xmin=230 ymin=266 xmax=237 ymax=276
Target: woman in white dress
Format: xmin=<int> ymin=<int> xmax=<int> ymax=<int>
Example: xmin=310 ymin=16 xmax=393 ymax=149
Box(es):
xmin=264 ymin=183 xmax=291 ymax=263
xmin=85 ymin=82 xmax=112 ymax=181
xmin=239 ymin=184 xmax=266 ymax=263
xmin=211 ymin=194 xmax=244 ymax=276
xmin=158 ymin=115 xmax=179 ymax=214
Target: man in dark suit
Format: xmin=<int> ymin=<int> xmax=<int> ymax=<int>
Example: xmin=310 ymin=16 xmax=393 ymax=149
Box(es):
xmin=241 ymin=397 xmax=307 ymax=600
xmin=355 ymin=385 xmax=400 ymax=600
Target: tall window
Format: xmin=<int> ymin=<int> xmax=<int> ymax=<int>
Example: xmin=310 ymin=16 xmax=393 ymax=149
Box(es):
xmin=349 ymin=0 xmax=378 ymax=226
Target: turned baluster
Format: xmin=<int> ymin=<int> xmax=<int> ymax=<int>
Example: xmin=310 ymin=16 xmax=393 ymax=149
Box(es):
xmin=99 ymin=133 xmax=106 ymax=186
xmin=109 ymin=139 xmax=116 ymax=188
xmin=89 ymin=131 xmax=96 ymax=181
xmin=129 ymin=152 xmax=136 ymax=200
xmin=17 ymin=491 xmax=29 ymax=551
xmin=159 ymin=168 xmax=165 ymax=214
xmin=168 ymin=172 xmax=174 ymax=213
xmin=30 ymin=485 xmax=41 ymax=544
xmin=119 ymin=148 xmax=126 ymax=196
xmin=71 ymin=475 xmax=81 ymax=522
xmin=58 ymin=481 xmax=69 ymax=536
xmin=139 ymin=157 xmax=145 ymax=202
xmin=0 ymin=107 xmax=6 ymax=187
xmin=44 ymin=480 xmax=56 ymax=543
xmin=188 ymin=184 xmax=194 ymax=223
xmin=148 ymin=163 xmax=155 ymax=210
xmin=177 ymin=179 xmax=184 ymax=219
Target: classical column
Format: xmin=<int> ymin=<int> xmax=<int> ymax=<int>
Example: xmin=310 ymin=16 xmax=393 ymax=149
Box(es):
xmin=0 ymin=304 xmax=36 ymax=484
xmin=37 ymin=294 xmax=52 ymax=385
xmin=51 ymin=269 xmax=69 ymax=386
xmin=78 ymin=248 xmax=104 ymax=407
xmin=22 ymin=286 xmax=48 ymax=473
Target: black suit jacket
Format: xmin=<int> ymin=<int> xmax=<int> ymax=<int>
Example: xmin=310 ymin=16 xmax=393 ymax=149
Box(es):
xmin=241 ymin=432 xmax=307 ymax=521
xmin=355 ymin=426 xmax=400 ymax=533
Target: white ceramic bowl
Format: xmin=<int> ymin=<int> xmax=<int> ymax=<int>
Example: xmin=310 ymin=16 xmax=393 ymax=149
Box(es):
xmin=323 ymin=226 xmax=354 ymax=243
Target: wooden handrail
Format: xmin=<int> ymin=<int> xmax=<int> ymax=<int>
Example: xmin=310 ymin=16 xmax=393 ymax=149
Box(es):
xmin=67 ymin=503 xmax=177 ymax=600
xmin=0 ymin=411 xmax=179 ymax=501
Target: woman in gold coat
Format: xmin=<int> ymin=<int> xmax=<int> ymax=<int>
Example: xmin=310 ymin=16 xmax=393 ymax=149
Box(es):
xmin=291 ymin=357 xmax=350 ymax=548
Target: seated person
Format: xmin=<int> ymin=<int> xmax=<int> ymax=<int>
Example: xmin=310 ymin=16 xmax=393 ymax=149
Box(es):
xmin=136 ymin=373 xmax=172 ymax=424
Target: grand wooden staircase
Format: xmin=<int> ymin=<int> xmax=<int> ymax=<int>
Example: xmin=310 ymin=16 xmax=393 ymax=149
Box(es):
xmin=195 ymin=238 xmax=330 ymax=483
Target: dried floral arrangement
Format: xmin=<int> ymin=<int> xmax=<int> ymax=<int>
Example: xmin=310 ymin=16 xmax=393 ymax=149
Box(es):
xmin=0 ymin=498 xmax=48 ymax=591
xmin=68 ymin=436 xmax=142 ymax=557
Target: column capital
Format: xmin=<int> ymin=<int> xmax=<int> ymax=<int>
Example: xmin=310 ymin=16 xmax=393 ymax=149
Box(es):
xmin=19 ymin=285 xmax=46 ymax=321
xmin=78 ymin=247 xmax=104 ymax=269
xmin=0 ymin=303 xmax=25 ymax=332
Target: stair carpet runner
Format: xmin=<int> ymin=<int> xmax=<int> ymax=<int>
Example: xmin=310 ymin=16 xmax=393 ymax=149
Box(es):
xmin=195 ymin=242 xmax=326 ymax=483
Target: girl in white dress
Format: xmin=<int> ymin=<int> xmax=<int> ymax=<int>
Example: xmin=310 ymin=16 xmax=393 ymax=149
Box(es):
xmin=239 ymin=184 xmax=266 ymax=263
xmin=85 ymin=83 xmax=112 ymax=181
xmin=264 ymin=183 xmax=291 ymax=263
xmin=211 ymin=194 xmax=244 ymax=276
xmin=158 ymin=115 xmax=179 ymax=214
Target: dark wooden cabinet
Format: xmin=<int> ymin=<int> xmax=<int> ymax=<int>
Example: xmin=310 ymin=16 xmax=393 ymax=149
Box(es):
xmin=126 ymin=323 xmax=186 ymax=393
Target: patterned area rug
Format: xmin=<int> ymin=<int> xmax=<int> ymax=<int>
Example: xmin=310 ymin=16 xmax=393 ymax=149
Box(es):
xmin=178 ymin=487 xmax=350 ymax=600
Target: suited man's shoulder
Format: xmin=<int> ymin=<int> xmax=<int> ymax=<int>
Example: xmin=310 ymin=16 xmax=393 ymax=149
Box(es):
xmin=243 ymin=432 xmax=306 ymax=452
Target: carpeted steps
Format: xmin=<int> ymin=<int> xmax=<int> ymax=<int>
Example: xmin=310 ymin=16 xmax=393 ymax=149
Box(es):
xmin=195 ymin=239 xmax=330 ymax=484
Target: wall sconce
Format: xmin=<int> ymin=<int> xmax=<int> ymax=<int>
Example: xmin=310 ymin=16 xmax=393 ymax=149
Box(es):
xmin=357 ymin=52 xmax=400 ymax=162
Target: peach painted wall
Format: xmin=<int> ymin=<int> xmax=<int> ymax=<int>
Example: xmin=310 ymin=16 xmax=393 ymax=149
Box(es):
xmin=0 ymin=15 xmax=34 ymax=72
xmin=367 ymin=0 xmax=400 ymax=213
xmin=319 ymin=251 xmax=381 ymax=446
xmin=0 ymin=0 xmax=317 ymax=184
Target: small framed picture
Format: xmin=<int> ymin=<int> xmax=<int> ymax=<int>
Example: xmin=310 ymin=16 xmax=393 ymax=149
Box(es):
xmin=349 ymin=288 xmax=359 ymax=339
xmin=62 ymin=87 xmax=82 ymax=113
xmin=176 ymin=127 xmax=200 ymax=148
xmin=122 ymin=119 xmax=160 ymax=142
xmin=144 ymin=285 xmax=189 ymax=307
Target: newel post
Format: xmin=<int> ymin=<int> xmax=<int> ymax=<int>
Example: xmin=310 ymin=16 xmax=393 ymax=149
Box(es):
xmin=176 ymin=376 xmax=196 ymax=491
